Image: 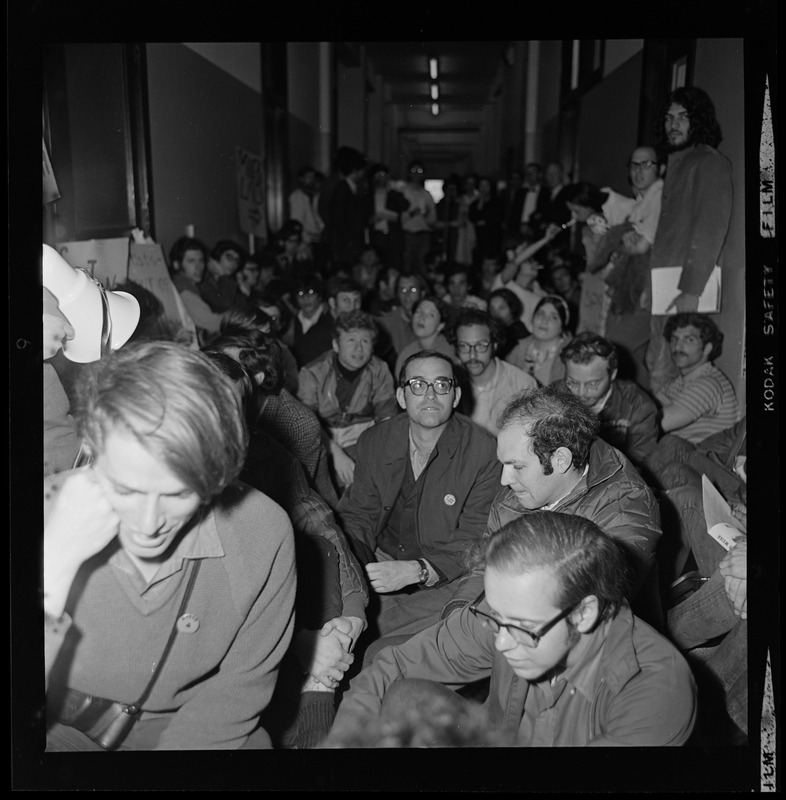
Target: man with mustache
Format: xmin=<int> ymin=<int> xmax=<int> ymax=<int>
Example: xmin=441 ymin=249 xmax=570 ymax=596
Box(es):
xmin=655 ymin=312 xmax=738 ymax=444
xmin=449 ymin=307 xmax=536 ymax=437
xmin=645 ymin=86 xmax=733 ymax=392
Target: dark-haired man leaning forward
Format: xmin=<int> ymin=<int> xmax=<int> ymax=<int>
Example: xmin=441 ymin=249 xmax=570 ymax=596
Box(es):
xmin=324 ymin=512 xmax=695 ymax=747
xmin=442 ymin=385 xmax=664 ymax=632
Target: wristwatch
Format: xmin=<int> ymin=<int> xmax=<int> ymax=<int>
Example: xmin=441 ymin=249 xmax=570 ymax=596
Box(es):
xmin=416 ymin=558 xmax=430 ymax=586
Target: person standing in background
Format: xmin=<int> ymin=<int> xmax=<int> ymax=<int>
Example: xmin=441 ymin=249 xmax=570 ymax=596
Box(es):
xmin=645 ymin=87 xmax=733 ymax=393
xmin=401 ymin=159 xmax=437 ymax=277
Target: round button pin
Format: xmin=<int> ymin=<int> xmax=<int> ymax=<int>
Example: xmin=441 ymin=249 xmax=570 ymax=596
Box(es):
xmin=177 ymin=614 xmax=200 ymax=633
xmin=444 ymin=494 xmax=456 ymax=506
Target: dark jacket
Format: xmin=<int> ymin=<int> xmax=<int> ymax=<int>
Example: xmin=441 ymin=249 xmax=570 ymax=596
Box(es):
xmin=336 ymin=412 xmax=502 ymax=583
xmin=552 ymin=378 xmax=659 ymax=471
xmin=597 ymin=379 xmax=659 ymax=469
xmin=446 ymin=438 xmax=663 ymax=625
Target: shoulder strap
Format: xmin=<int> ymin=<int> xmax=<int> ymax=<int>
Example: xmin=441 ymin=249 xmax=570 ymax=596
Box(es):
xmin=130 ymin=558 xmax=202 ymax=710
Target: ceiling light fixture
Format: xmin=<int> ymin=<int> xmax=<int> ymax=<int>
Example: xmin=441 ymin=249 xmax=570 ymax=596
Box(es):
xmin=429 ymin=57 xmax=438 ymax=80
xmin=431 ymin=102 xmax=439 ymax=116
xmin=430 ymin=83 xmax=439 ymax=101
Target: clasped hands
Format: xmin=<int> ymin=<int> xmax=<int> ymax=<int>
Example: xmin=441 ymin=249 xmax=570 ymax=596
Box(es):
xmin=298 ymin=615 xmax=364 ymax=689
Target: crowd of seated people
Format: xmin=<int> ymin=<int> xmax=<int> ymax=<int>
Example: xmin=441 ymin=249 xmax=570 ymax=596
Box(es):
xmin=43 ymin=99 xmax=750 ymax=751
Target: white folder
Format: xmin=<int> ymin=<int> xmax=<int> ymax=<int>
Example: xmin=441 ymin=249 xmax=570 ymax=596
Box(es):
xmin=650 ymin=265 xmax=722 ymax=315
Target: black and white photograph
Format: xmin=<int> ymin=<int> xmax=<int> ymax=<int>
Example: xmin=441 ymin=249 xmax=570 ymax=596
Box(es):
xmin=10 ymin=1 xmax=779 ymax=792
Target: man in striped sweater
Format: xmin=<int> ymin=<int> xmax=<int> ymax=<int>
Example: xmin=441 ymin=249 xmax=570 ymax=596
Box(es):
xmin=655 ymin=312 xmax=738 ymax=444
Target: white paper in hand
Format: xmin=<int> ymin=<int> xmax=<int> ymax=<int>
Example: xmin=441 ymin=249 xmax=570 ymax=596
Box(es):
xmin=650 ymin=265 xmax=722 ymax=314
xmin=702 ymin=475 xmax=744 ymax=551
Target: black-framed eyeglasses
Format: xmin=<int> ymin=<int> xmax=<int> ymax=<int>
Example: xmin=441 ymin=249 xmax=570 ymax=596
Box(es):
xmin=627 ymin=160 xmax=657 ymax=171
xmin=402 ymin=377 xmax=455 ymax=396
xmin=457 ymin=341 xmax=491 ymax=355
xmin=410 ymin=167 xmax=424 ymax=174
xmin=468 ymin=591 xmax=578 ymax=648
xmin=297 ymin=288 xmax=317 ymax=297
xmin=399 ymin=286 xmax=420 ymax=294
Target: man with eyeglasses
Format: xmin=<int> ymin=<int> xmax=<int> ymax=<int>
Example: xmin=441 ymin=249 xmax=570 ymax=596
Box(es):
xmin=376 ymin=272 xmax=426 ymax=366
xmin=335 ymin=350 xmax=501 ymax=655
xmin=323 ymin=511 xmax=695 ymax=748
xmin=289 ymin=272 xmax=335 ymax=369
xmin=442 ymin=385 xmax=663 ymax=632
xmin=401 ymin=159 xmax=437 ymax=276
xmin=559 ymin=332 xmax=658 ymax=473
xmin=449 ymin=307 xmax=536 ymax=436
xmin=603 ymin=145 xmax=666 ymax=390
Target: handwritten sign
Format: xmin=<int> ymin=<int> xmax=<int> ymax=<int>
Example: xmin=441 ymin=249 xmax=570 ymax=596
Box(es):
xmin=128 ymin=243 xmax=198 ymax=347
xmin=56 ymin=238 xmax=130 ymax=290
xmin=43 ymin=139 xmax=60 ymax=204
xmin=235 ymin=146 xmax=267 ymax=238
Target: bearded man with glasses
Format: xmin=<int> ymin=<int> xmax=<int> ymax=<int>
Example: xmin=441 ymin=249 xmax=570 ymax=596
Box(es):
xmin=324 ymin=511 xmax=696 ymax=748
xmin=449 ymin=307 xmax=536 ymax=436
xmin=335 ymin=350 xmax=501 ymax=663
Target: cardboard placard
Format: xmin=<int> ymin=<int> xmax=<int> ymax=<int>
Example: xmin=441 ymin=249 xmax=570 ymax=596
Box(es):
xmin=55 ymin=238 xmax=130 ymax=290
xmin=235 ymin=146 xmax=267 ymax=239
xmin=127 ymin=243 xmax=198 ymax=347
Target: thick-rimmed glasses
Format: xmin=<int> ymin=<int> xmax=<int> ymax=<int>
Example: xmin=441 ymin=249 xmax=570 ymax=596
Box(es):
xmin=627 ymin=160 xmax=657 ymax=171
xmin=457 ymin=341 xmax=491 ymax=355
xmin=468 ymin=591 xmax=578 ymax=648
xmin=402 ymin=377 xmax=455 ymax=396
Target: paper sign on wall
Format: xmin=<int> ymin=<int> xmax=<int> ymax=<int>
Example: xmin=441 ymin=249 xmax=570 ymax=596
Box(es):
xmin=235 ymin=145 xmax=267 ymax=239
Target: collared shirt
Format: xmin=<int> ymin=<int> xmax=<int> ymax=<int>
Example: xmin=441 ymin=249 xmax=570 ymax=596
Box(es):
xmin=520 ymin=187 xmax=539 ymax=224
xmin=519 ymin=617 xmax=608 ymax=746
xmin=628 ymin=178 xmax=664 ymax=246
xmin=408 ymin=428 xmax=436 ymax=480
xmin=588 ymin=385 xmax=615 ymax=416
xmin=297 ymin=303 xmax=324 ymax=335
xmin=407 ymin=429 xmax=439 ymax=585
xmin=541 ymin=465 xmax=589 ymax=511
xmin=471 ymin=358 xmax=538 ymax=436
xmin=112 ymin=507 xmax=223 ymax=593
xmin=402 ymin=185 xmax=437 ymax=233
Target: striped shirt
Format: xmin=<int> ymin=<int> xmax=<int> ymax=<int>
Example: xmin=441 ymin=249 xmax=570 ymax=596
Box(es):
xmin=656 ymin=361 xmax=738 ymax=444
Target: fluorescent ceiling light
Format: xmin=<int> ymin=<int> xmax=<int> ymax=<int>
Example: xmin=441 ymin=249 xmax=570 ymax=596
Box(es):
xmin=429 ymin=58 xmax=438 ymax=80
xmin=431 ymin=102 xmax=439 ymax=116
xmin=430 ymin=83 xmax=439 ymax=100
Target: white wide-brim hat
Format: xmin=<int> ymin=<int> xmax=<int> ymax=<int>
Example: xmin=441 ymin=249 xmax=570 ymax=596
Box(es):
xmin=42 ymin=244 xmax=141 ymax=363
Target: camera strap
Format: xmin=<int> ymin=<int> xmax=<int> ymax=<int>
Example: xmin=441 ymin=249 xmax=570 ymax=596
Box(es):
xmin=126 ymin=557 xmax=202 ymax=713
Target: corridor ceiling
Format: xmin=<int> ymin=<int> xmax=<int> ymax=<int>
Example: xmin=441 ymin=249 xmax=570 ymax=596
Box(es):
xmin=359 ymin=41 xmax=511 ymax=174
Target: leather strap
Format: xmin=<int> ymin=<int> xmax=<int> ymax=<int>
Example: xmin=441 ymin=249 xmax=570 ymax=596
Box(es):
xmin=129 ymin=558 xmax=202 ymax=711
